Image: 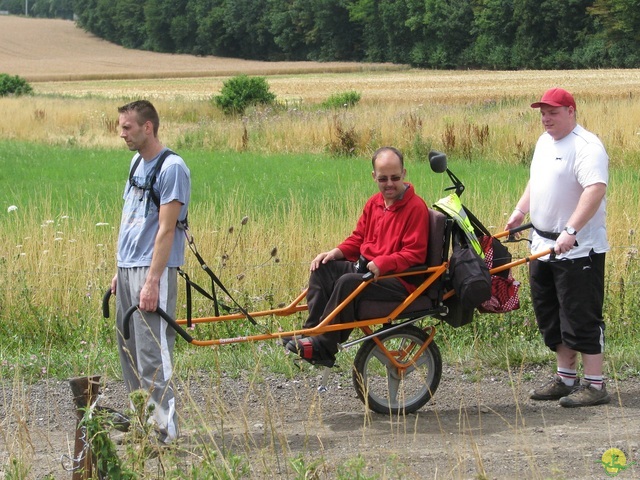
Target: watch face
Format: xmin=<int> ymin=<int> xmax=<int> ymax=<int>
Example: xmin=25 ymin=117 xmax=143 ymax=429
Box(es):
xmin=565 ymin=227 xmax=577 ymax=235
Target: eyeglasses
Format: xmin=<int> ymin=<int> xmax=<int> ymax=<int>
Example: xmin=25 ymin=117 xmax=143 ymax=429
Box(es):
xmin=375 ymin=175 xmax=403 ymax=183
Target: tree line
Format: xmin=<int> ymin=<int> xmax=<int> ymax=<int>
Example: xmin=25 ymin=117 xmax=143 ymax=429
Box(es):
xmin=5 ymin=0 xmax=640 ymax=69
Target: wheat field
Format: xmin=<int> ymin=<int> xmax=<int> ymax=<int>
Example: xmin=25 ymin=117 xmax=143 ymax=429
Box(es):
xmin=2 ymin=16 xmax=640 ymax=163
xmin=3 ymin=15 xmax=640 ymax=104
xmin=0 ymin=15 xmax=400 ymax=82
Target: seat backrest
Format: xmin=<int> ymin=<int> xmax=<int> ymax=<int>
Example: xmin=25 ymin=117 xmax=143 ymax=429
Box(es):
xmin=425 ymin=209 xmax=447 ymax=267
xmin=354 ymin=208 xmax=448 ymax=319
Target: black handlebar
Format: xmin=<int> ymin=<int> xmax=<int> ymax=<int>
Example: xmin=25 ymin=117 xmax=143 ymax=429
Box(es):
xmin=508 ymin=222 xmax=534 ymax=235
xmin=103 ymin=289 xmax=112 ymax=318
xmin=122 ymin=305 xmax=193 ymax=343
xmin=104 ymin=287 xmax=193 ymax=343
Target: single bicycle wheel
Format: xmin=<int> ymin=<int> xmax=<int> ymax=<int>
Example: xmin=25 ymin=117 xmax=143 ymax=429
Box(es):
xmin=352 ymin=325 xmax=442 ymax=414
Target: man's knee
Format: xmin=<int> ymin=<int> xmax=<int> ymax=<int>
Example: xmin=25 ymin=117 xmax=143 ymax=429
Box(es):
xmin=310 ymin=261 xmax=352 ymax=285
xmin=334 ymin=273 xmax=363 ymax=295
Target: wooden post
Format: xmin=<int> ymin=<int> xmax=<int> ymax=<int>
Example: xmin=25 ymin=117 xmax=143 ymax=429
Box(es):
xmin=68 ymin=375 xmax=101 ymax=480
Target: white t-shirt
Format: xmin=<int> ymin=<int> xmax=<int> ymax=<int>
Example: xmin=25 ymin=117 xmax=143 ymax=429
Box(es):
xmin=529 ymin=124 xmax=609 ymax=260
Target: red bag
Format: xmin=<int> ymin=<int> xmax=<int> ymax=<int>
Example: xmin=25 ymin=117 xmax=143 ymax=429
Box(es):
xmin=477 ymin=236 xmax=520 ymax=314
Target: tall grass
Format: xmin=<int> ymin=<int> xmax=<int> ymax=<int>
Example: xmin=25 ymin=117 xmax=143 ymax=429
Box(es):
xmin=1 ymin=144 xmax=639 ymax=381
xmin=2 ymin=69 xmax=640 ymax=166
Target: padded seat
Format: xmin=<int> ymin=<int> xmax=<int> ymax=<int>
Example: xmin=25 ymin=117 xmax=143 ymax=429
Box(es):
xmin=356 ymin=209 xmax=447 ymax=320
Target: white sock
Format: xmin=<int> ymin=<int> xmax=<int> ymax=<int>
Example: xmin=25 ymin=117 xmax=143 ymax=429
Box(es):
xmin=584 ymin=375 xmax=604 ymax=390
xmin=557 ymin=368 xmax=577 ymax=386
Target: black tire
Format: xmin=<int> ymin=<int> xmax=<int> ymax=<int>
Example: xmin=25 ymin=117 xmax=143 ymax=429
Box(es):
xmin=352 ymin=325 xmax=442 ymax=415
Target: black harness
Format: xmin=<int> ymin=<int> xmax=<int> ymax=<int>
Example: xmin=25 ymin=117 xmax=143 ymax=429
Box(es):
xmin=128 ymin=149 xmax=176 ymax=210
xmin=128 ymin=149 xmax=258 ymax=329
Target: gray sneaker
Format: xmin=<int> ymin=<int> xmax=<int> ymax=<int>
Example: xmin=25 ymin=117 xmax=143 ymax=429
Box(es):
xmin=530 ymin=375 xmax=577 ymax=401
xmin=558 ymin=379 xmax=611 ymax=408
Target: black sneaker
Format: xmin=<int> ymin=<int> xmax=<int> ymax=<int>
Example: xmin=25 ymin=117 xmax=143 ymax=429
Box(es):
xmin=558 ymin=379 xmax=611 ymax=408
xmin=530 ymin=375 xmax=577 ymax=401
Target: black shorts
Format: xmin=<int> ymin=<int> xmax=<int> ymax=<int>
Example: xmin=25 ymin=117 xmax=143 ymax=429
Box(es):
xmin=529 ymin=252 xmax=606 ymax=355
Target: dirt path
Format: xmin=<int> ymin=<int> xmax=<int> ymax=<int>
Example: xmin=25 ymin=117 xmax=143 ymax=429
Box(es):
xmin=1 ymin=363 xmax=639 ymax=479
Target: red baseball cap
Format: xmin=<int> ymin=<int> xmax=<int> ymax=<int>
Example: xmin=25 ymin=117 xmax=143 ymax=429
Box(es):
xmin=531 ymin=88 xmax=576 ymax=109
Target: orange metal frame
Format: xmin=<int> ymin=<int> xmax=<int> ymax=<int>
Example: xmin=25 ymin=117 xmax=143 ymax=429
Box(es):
xmin=172 ymin=230 xmax=552 ymax=352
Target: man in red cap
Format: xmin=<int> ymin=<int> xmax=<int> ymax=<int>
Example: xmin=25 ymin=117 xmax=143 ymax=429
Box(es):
xmin=505 ymin=87 xmax=610 ymax=407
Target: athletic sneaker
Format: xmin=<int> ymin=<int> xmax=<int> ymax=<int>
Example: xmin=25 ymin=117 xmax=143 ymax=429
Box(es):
xmin=558 ymin=379 xmax=611 ymax=408
xmin=529 ymin=375 xmax=577 ymax=401
xmin=286 ymin=337 xmax=336 ymax=367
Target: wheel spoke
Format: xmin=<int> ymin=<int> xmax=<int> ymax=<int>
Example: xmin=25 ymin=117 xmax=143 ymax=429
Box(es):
xmin=352 ymin=325 xmax=442 ymax=415
xmin=402 ymin=350 xmax=428 ymax=375
xmin=385 ymin=365 xmax=402 ymax=407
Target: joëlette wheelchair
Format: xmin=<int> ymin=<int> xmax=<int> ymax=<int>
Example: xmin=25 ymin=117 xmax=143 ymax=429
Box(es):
xmin=104 ymin=151 xmax=551 ymax=415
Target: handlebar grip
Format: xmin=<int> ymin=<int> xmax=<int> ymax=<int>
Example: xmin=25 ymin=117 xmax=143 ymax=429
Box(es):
xmin=122 ymin=305 xmax=193 ymax=343
xmin=102 ymin=289 xmax=112 ymax=318
xmin=509 ymin=222 xmax=533 ymax=235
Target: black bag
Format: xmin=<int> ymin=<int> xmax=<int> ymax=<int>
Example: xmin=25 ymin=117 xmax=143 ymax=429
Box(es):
xmin=440 ymin=295 xmax=475 ymax=328
xmin=449 ymin=245 xmax=492 ymax=308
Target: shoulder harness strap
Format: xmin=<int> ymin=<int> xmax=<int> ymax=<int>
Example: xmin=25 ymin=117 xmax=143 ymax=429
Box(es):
xmin=128 ymin=149 xmax=176 ymax=209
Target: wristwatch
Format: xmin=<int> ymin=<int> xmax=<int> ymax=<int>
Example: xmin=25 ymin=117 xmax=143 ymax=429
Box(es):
xmin=564 ymin=226 xmax=578 ymax=236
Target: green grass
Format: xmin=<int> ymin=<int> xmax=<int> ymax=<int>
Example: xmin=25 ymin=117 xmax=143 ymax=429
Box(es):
xmin=0 ymin=140 xmax=509 ymax=214
xmin=1 ymin=142 xmax=639 ymax=383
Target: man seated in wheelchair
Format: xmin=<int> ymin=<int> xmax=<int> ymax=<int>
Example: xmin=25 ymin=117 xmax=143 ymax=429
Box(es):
xmin=286 ymin=146 xmax=429 ymax=366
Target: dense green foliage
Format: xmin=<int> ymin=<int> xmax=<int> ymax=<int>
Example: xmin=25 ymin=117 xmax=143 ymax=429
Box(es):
xmin=0 ymin=74 xmax=33 ymax=97
xmin=213 ymin=75 xmax=276 ymax=115
xmin=321 ymin=90 xmax=362 ymax=109
xmin=59 ymin=0 xmax=640 ymax=68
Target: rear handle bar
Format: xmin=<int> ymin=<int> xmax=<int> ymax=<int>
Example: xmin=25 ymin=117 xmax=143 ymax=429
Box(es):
xmin=102 ymin=289 xmax=193 ymax=343
xmin=103 ymin=289 xmax=112 ymax=318
xmin=122 ymin=305 xmax=194 ymax=343
xmin=506 ymin=222 xmax=533 ymax=236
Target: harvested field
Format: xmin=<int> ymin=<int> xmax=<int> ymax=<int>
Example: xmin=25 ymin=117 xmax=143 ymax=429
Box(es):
xmin=3 ymin=16 xmax=640 ymax=106
xmin=0 ymin=16 xmax=402 ymax=82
